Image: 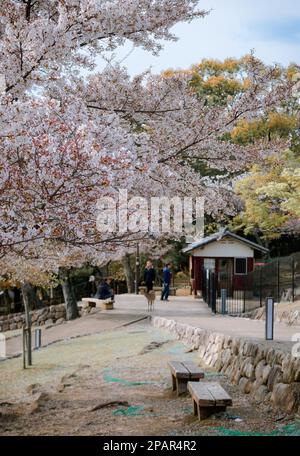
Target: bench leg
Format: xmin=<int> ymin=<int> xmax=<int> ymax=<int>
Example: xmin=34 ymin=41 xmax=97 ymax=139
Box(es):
xmin=193 ymin=399 xmax=198 ymax=417
xmin=198 ymin=405 xmax=226 ymax=421
xmin=176 ymin=378 xmax=187 ymax=396
xmin=171 ymin=375 xmax=176 ymax=391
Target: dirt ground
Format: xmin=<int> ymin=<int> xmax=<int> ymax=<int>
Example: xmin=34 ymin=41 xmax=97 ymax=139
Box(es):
xmin=0 ymin=321 xmax=300 ymax=436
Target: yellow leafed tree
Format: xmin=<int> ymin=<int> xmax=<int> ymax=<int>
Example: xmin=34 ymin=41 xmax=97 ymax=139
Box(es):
xmin=233 ymin=150 xmax=300 ymax=239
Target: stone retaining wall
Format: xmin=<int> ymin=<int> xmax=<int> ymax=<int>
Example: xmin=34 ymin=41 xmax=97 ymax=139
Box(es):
xmin=0 ymin=304 xmax=66 ymax=331
xmin=243 ymin=305 xmax=300 ymax=326
xmin=0 ymin=301 xmax=100 ymax=332
xmin=153 ymin=317 xmax=300 ymax=414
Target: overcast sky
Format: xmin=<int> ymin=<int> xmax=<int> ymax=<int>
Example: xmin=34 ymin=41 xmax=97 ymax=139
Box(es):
xmin=97 ymin=0 xmax=300 ymax=75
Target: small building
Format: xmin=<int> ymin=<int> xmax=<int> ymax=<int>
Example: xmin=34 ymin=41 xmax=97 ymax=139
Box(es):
xmin=183 ymin=228 xmax=269 ymax=296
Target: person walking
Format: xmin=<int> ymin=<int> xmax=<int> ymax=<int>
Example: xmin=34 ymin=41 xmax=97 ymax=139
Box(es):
xmin=161 ymin=263 xmax=172 ymax=301
xmin=143 ymin=260 xmax=156 ymax=292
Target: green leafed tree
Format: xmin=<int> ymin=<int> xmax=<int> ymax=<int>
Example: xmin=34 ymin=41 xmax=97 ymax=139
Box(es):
xmin=232 ymin=150 xmax=300 ymax=240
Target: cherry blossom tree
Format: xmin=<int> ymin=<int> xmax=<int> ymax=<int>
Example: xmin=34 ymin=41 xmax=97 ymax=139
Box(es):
xmin=0 ymin=1 xmax=296 ymax=319
xmin=0 ymin=1 xmax=209 ymax=252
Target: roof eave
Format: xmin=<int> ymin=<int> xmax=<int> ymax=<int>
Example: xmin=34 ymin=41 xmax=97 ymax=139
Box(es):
xmin=182 ymin=231 xmax=269 ymax=254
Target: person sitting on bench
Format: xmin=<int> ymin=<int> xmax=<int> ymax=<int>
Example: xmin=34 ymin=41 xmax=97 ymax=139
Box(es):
xmin=95 ymin=278 xmax=114 ymax=301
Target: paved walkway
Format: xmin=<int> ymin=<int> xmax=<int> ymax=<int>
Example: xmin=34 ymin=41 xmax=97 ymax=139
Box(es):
xmin=3 ymin=294 xmax=300 ymax=358
xmin=4 ymin=308 xmax=146 ymax=358
xmin=117 ymin=295 xmax=300 ymax=345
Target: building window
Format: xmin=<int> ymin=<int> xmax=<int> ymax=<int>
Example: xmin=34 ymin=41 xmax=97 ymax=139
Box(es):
xmin=234 ymin=258 xmax=247 ymax=275
xmin=204 ymin=258 xmax=215 ymax=271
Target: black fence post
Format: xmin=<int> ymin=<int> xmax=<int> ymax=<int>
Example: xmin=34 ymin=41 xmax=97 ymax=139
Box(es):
xmin=277 ymin=258 xmax=280 ymax=303
xmin=207 ymin=271 xmax=211 ymax=308
xmin=292 ymin=255 xmax=295 ymax=303
xmin=205 ymin=269 xmax=208 ymax=303
xmin=211 ymin=272 xmax=216 ymax=314
xmin=259 ymin=267 xmax=262 ymax=307
xmin=202 ymin=269 xmax=206 ymax=303
xmin=221 ymin=289 xmax=227 ymax=314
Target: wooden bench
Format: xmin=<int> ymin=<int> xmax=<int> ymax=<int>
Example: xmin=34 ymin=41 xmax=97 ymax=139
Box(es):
xmin=168 ymin=361 xmax=204 ymax=396
xmin=81 ymin=298 xmax=114 ymax=310
xmin=188 ymin=381 xmax=232 ymax=421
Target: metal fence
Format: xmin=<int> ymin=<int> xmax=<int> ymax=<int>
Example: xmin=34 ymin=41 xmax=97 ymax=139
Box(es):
xmin=202 ymin=252 xmax=300 ymax=315
xmin=202 ymin=268 xmax=259 ymax=315
xmin=259 ymin=252 xmax=300 ymax=303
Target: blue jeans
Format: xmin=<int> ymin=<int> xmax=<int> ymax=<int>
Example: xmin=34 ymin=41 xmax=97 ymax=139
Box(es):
xmin=161 ymin=283 xmax=170 ymax=300
xmin=95 ymin=290 xmax=114 ymax=300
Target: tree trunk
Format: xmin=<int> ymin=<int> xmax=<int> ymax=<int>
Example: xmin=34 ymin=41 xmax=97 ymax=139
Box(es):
xmin=121 ymin=253 xmax=135 ymax=293
xmin=12 ymin=287 xmax=21 ymax=312
xmin=22 ymin=285 xmax=32 ymax=366
xmin=253 ymin=230 xmax=270 ymax=260
xmin=102 ymin=261 xmax=110 ymax=278
xmin=3 ymin=289 xmax=11 ymax=312
xmin=59 ymin=268 xmax=78 ymax=320
xmin=21 ymin=282 xmax=44 ymax=310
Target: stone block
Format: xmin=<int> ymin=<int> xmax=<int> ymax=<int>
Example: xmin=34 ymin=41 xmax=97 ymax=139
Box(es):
xmin=266 ymin=348 xmax=275 ymax=365
xmin=254 ymin=385 xmax=269 ymax=403
xmin=2 ymin=323 xmax=9 ymax=331
xmin=232 ymin=338 xmax=241 ymax=355
xmin=267 ymin=365 xmax=283 ymax=391
xmin=244 ymin=362 xmax=255 ymax=380
xmin=231 ymin=367 xmax=241 ymax=385
xmin=262 ymin=364 xmax=272 ymax=385
xmin=255 ymin=359 xmax=266 ymax=380
xmin=239 ymin=377 xmax=253 ymax=394
xmin=271 ymin=383 xmax=300 ymax=413
xmin=44 ymin=318 xmax=53 ymax=326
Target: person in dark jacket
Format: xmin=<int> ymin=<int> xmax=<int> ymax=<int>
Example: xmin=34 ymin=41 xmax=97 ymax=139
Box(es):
xmin=95 ymin=278 xmax=114 ymax=300
xmin=161 ymin=263 xmax=172 ymax=301
xmin=143 ymin=260 xmax=156 ymax=292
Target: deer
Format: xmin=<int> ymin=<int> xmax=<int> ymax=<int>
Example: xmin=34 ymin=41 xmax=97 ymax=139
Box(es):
xmin=141 ymin=289 xmax=156 ymax=312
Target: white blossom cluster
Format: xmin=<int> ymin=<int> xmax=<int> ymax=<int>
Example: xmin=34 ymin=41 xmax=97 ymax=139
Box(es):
xmin=0 ymin=1 xmax=294 ymax=284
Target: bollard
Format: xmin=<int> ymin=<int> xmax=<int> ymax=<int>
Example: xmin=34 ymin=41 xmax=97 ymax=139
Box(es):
xmin=34 ymin=329 xmax=42 ymax=349
xmin=265 ymin=297 xmax=274 ymax=340
xmin=221 ymin=289 xmax=227 ymax=314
